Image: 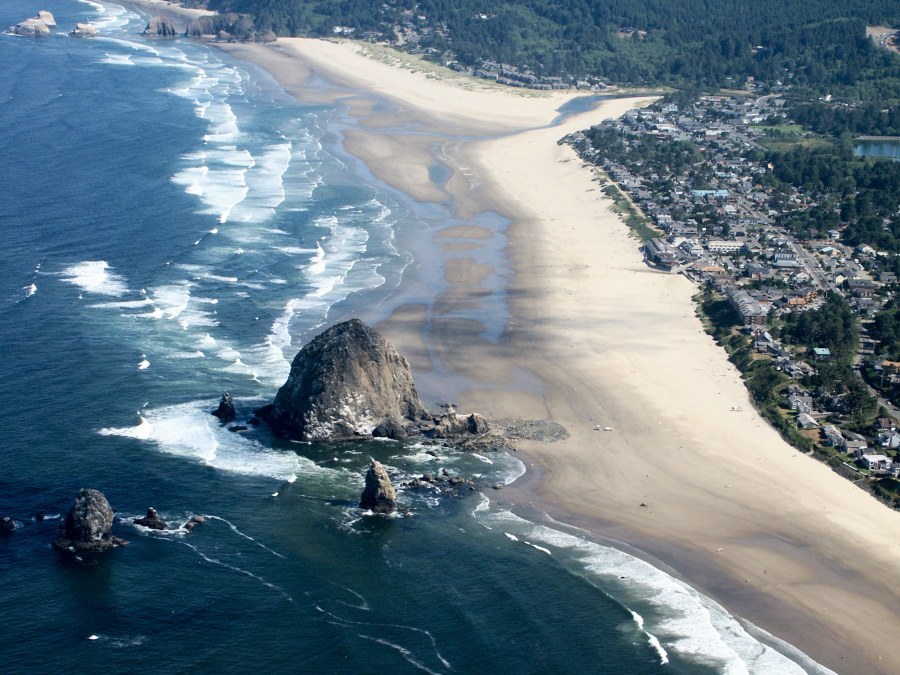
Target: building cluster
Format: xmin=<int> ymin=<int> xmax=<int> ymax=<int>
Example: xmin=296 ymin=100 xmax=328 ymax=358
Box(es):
xmin=568 ymin=93 xmax=900 ymax=482
xmin=465 ymin=61 xmax=608 ymax=91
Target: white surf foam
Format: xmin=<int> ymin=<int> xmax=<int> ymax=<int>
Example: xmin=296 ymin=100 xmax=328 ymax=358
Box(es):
xmin=82 ymin=0 xmax=135 ymax=32
xmin=61 ymin=261 xmax=129 ymax=296
xmin=98 ymin=400 xmax=336 ymax=483
xmin=480 ymin=509 xmax=818 ymax=674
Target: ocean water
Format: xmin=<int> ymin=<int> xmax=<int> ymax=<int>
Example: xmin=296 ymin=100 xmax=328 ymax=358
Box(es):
xmin=0 ymin=2 xmax=829 ymax=672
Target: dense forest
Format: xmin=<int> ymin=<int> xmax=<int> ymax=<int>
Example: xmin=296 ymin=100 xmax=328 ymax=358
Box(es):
xmin=763 ymin=143 xmax=900 ymax=250
xmin=197 ymin=0 xmax=900 ymax=97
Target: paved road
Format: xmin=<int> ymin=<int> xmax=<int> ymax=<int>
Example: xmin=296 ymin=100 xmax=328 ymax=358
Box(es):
xmin=789 ymin=240 xmax=832 ymax=291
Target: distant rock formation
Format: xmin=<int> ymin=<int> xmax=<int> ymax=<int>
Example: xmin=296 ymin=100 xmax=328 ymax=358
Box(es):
xmin=143 ymin=16 xmax=177 ymax=37
xmin=184 ymin=14 xmax=237 ymax=38
xmin=133 ymin=507 xmax=167 ymax=530
xmin=70 ymin=23 xmax=97 ymax=38
xmin=360 ymin=461 xmax=397 ymax=513
xmin=184 ymin=514 xmax=205 ymax=532
xmin=8 ymin=11 xmax=56 ymax=36
xmin=372 ymin=416 xmax=408 ymax=440
xmin=184 ymin=13 xmax=276 ymax=42
xmin=433 ymin=407 xmax=490 ymax=439
xmin=53 ymin=488 xmax=127 ymax=555
xmin=212 ymin=392 xmax=236 ymax=421
xmin=256 ymin=319 xmax=429 ymax=442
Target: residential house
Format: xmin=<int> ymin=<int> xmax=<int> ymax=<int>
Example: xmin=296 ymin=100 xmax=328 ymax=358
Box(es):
xmin=787 ymin=391 xmax=813 ymax=413
xmin=822 ymin=424 xmax=845 ymax=449
xmin=797 ymin=412 xmax=819 ymax=430
xmin=859 ymin=453 xmax=892 ymax=474
xmin=844 ymin=432 xmax=868 ymax=456
xmin=878 ymin=430 xmax=900 ymax=449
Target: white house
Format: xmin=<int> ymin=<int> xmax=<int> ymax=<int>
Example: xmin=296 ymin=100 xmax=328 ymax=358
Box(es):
xmin=859 ymin=454 xmax=891 ymax=473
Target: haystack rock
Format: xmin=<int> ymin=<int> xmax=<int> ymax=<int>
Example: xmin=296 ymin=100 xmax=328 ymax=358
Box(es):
xmin=70 ymin=23 xmax=98 ymax=37
xmin=143 ymin=16 xmax=177 ymax=37
xmin=360 ymin=461 xmax=397 ymax=514
xmin=53 ymin=488 xmax=127 ymax=554
xmin=256 ymin=319 xmax=428 ymax=442
xmin=8 ymin=11 xmax=56 ymax=36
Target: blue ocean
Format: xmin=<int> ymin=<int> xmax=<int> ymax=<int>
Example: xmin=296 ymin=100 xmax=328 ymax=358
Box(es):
xmin=0 ymin=1 xmax=829 ymax=672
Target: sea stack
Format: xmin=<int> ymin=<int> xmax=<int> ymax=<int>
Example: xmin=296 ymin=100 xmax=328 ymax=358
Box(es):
xmin=143 ymin=16 xmax=177 ymax=37
xmin=53 ymin=488 xmax=127 ymax=554
xmin=212 ymin=391 xmax=236 ymax=421
xmin=360 ymin=461 xmax=397 ymax=514
xmin=256 ymin=319 xmax=428 ymax=442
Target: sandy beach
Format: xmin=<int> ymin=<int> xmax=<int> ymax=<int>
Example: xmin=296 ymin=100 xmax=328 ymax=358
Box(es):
xmin=218 ymin=38 xmax=900 ymax=673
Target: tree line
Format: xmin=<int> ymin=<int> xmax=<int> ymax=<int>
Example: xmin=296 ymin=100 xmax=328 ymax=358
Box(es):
xmin=201 ymin=0 xmax=900 ymax=99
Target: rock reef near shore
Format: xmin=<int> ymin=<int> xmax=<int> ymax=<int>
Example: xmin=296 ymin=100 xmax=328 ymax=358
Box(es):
xmin=70 ymin=23 xmax=97 ymax=38
xmin=133 ymin=507 xmax=167 ymax=530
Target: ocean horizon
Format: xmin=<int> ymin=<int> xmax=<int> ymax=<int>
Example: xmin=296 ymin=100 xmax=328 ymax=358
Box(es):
xmin=0 ymin=1 xmax=832 ymax=672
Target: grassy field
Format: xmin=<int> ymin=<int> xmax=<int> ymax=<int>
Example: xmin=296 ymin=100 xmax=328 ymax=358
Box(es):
xmin=752 ymin=123 xmax=831 ymax=151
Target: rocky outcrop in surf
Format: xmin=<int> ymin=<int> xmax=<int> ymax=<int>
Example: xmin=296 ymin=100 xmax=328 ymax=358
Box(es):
xmin=70 ymin=23 xmax=97 ymax=38
xmin=8 ymin=11 xmax=56 ymax=36
xmin=133 ymin=507 xmax=167 ymax=531
xmin=254 ymin=318 xmax=493 ymax=447
xmin=433 ymin=407 xmax=491 ymax=439
xmin=360 ymin=461 xmax=397 ymax=514
xmin=256 ymin=319 xmax=429 ymax=442
xmin=53 ymin=488 xmax=127 ymax=555
xmin=143 ymin=16 xmax=177 ymax=37
xmin=212 ymin=392 xmax=236 ymax=422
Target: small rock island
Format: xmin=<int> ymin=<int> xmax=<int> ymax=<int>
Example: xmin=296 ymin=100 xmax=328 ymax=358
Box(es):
xmin=53 ymin=488 xmax=127 ymax=555
xmin=7 ymin=11 xmax=56 ymax=36
xmin=255 ymin=319 xmax=432 ymax=442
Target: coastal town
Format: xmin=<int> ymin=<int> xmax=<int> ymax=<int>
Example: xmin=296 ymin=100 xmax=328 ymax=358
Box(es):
xmin=565 ymin=91 xmax=900 ymax=505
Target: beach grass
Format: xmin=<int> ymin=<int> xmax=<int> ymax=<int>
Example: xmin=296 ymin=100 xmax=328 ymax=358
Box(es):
xmin=599 ymin=180 xmax=660 ymax=242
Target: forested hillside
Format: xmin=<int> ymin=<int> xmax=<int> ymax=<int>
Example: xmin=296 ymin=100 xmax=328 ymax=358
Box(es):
xmin=200 ymin=0 xmax=900 ymax=97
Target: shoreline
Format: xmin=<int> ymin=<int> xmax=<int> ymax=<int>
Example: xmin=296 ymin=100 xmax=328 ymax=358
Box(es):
xmin=213 ymin=38 xmax=900 ymax=673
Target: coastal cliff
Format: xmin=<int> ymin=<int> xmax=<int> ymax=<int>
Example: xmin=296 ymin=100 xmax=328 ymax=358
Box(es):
xmin=143 ymin=16 xmax=177 ymax=37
